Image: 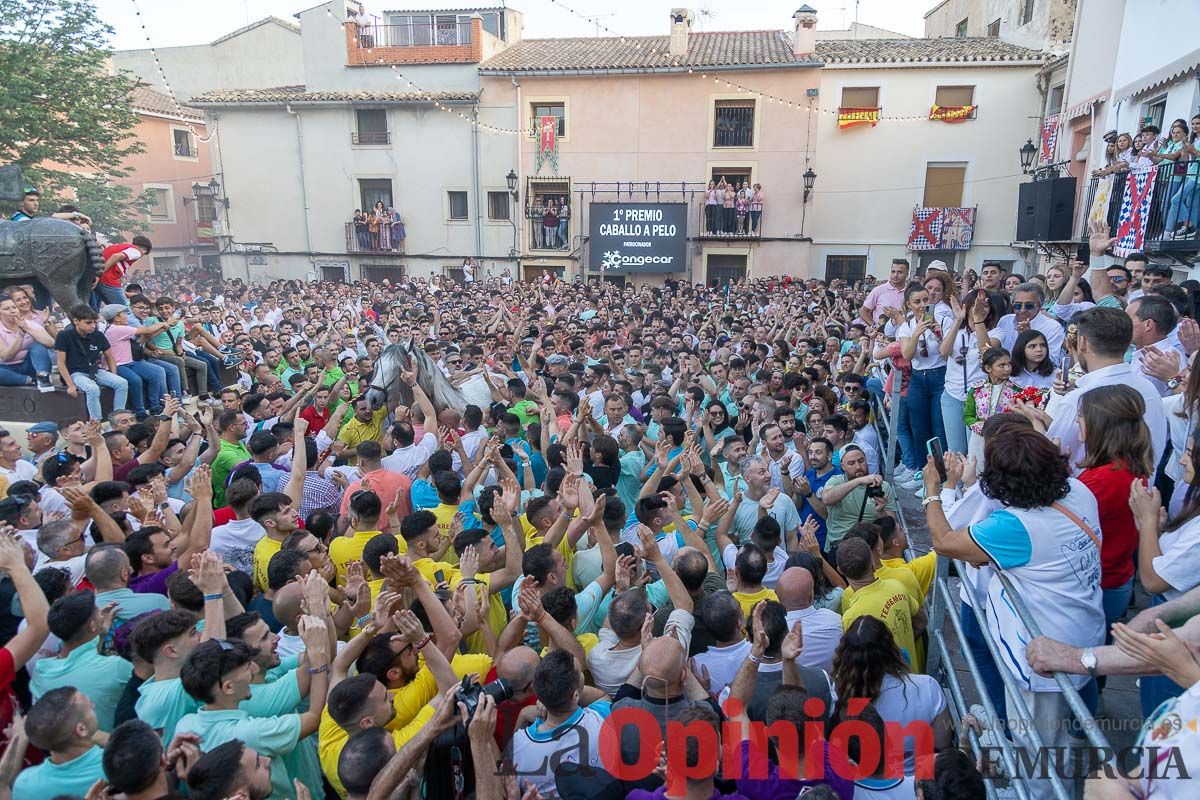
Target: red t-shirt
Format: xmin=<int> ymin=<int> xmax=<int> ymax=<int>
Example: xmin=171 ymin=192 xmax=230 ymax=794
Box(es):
xmin=213 ymin=505 xmax=237 ymax=526
xmin=100 ymin=243 xmax=141 ymax=287
xmin=1079 ymin=463 xmax=1140 ymax=589
xmin=299 ymin=403 xmax=332 ymax=433
xmin=0 ymin=647 xmax=41 ymax=768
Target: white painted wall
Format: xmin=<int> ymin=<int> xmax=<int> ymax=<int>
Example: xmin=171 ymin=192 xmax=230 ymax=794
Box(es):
xmin=112 ymin=22 xmax=303 ymax=102
xmin=1063 ymin=0 xmax=1125 ymax=108
xmin=811 ymin=63 xmax=1042 ymax=278
xmin=1109 ymin=0 xmax=1200 ymax=101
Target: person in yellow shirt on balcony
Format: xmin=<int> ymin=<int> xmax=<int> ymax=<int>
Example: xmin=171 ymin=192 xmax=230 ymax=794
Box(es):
xmin=334 ymin=396 xmax=389 ymax=465
xmin=729 ymin=542 xmax=779 ymax=618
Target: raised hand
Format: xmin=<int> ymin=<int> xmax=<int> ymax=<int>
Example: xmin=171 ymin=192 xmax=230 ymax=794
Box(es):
xmin=781 ymin=620 xmax=804 ymax=661
xmin=635 ymin=524 xmax=663 ymax=563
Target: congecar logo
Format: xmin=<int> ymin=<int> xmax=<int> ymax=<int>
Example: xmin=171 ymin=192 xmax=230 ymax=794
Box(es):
xmin=601 ymin=250 xmax=675 ymax=269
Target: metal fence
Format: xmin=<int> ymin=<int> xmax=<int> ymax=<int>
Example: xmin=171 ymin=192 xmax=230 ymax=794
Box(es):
xmin=868 ymin=361 xmax=1112 ymax=799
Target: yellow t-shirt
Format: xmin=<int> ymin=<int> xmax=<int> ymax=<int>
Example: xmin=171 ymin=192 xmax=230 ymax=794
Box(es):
xmin=732 ymin=587 xmax=779 ymax=619
xmin=391 ymin=652 xmax=494 ymax=728
xmin=431 ymin=503 xmax=461 ymax=566
xmin=412 ymin=556 xmax=460 ymax=589
xmin=318 ymin=701 xmax=436 ymax=799
xmin=329 ymin=530 xmax=404 ymax=584
xmin=881 ymin=553 xmax=938 ymax=599
xmin=251 ymin=535 xmax=284 ymax=594
xmin=540 ymin=633 xmax=600 ymax=659
xmin=841 ymin=577 xmax=920 ymax=669
xmin=524 ymin=521 xmax=578 ymax=592
xmin=842 ymin=564 xmax=926 ymax=610
xmin=336 ymin=407 xmax=389 ymax=462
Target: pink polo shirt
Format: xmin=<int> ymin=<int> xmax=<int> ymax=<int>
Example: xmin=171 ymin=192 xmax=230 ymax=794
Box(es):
xmin=0 ymin=320 xmax=41 ymax=365
xmin=861 ymin=282 xmax=906 ymax=322
xmin=102 ymin=324 xmax=137 ymax=366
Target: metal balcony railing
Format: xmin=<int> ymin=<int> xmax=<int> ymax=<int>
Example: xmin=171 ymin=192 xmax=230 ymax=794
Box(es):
xmin=1079 ymin=161 xmax=1200 ymax=254
xmin=697 ymin=201 xmax=763 ymax=239
xmin=174 ymin=142 xmax=195 ymax=157
xmin=345 ymin=220 xmax=405 ymax=254
xmin=356 ymin=21 xmax=471 ymax=49
xmin=351 ymin=131 xmax=390 ymax=145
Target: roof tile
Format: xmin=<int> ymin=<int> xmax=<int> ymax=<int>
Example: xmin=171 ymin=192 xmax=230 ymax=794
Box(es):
xmin=189 ymin=86 xmax=478 ymax=105
xmin=479 ymin=30 xmax=818 ymax=73
xmin=131 ymin=86 xmax=204 ymax=121
xmin=815 ymin=37 xmax=1044 ymax=64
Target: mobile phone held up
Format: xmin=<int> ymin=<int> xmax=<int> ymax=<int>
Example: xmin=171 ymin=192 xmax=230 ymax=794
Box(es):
xmin=926 ymin=437 xmax=947 ymax=484
xmin=1076 ymin=242 xmax=1091 ymax=266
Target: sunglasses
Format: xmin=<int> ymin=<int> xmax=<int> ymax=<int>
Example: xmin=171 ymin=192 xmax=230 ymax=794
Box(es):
xmin=1109 ymin=276 xmax=1128 ymax=284
xmin=1012 ymin=302 xmax=1039 ymax=312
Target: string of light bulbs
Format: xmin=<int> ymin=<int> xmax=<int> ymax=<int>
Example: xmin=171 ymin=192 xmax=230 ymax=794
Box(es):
xmin=127 ymin=0 xmax=217 ymax=139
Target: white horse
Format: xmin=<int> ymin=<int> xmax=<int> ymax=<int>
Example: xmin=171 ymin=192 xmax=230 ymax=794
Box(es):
xmin=365 ymin=340 xmax=493 ymax=414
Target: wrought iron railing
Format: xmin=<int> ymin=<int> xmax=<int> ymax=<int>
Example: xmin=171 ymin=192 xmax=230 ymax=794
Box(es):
xmin=1079 ymin=161 xmax=1200 ymax=253
xmin=345 ymin=220 xmax=405 ymax=254
xmin=356 ymin=21 xmax=471 ymax=49
xmin=696 ymin=200 xmax=763 ymax=238
xmin=351 ymin=131 xmax=390 ymax=145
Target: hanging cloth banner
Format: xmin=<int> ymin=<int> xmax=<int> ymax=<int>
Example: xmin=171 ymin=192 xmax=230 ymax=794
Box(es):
xmin=1113 ymin=169 xmax=1158 ymax=257
xmin=535 ymin=115 xmax=559 ymax=175
xmin=837 ymin=107 xmax=879 ymax=129
xmin=1040 ymin=114 xmax=1060 ymax=164
xmin=929 ymin=104 xmax=976 ymax=123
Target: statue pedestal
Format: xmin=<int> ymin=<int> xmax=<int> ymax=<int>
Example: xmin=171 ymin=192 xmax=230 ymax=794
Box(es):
xmin=0 ymin=385 xmax=115 ymax=423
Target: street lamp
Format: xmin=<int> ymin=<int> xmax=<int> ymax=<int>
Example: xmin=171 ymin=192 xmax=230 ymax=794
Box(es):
xmin=802 ymin=167 xmax=817 ymax=203
xmin=505 ymin=169 xmax=519 ymax=260
xmin=1019 ymin=139 xmax=1038 ymax=174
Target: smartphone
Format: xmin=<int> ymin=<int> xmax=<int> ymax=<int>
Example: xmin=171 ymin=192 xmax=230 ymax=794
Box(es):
xmin=1075 ymin=243 xmax=1091 ymax=265
xmin=1059 ymin=354 xmax=1072 ymax=383
xmin=433 ymin=568 xmax=446 ymax=584
xmin=1188 ymin=287 xmax=1200 ymax=321
xmin=926 ymin=437 xmax=947 ymax=483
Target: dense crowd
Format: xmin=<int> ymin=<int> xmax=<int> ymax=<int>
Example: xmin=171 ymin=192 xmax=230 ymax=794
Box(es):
xmin=0 ymin=196 xmax=1199 ymax=798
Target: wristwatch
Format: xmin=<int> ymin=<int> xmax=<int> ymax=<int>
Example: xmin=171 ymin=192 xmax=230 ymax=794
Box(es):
xmin=1080 ymin=647 xmax=1098 ymax=679
xmin=158 ymin=414 xmax=171 ymax=421
xmin=1167 ymin=374 xmax=1186 ymax=391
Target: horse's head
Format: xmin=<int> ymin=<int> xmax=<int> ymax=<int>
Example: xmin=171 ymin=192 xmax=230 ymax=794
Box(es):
xmin=366 ymin=343 xmax=409 ymax=411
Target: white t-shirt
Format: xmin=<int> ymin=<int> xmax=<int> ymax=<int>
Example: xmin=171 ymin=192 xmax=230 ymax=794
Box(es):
xmin=784 ymin=606 xmax=844 ymax=674
xmin=210 ymin=518 xmax=266 ymax=575
xmin=0 ymin=461 xmax=37 ymax=484
xmin=722 ymin=543 xmax=788 ymax=589
xmin=896 ymin=310 xmax=952 ymax=371
xmin=872 ymin=673 xmax=948 ymax=774
xmin=509 ymin=704 xmax=610 ymax=799
xmin=1153 ymin=516 xmax=1200 ymax=600
xmin=692 ymin=639 xmax=752 ymax=695
xmin=1133 ymin=678 xmax=1200 ymax=799
xmin=587 ymin=609 xmax=694 ymax=696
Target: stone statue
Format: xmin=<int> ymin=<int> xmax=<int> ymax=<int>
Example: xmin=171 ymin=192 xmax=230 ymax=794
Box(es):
xmin=0 ymin=217 xmax=102 ymax=310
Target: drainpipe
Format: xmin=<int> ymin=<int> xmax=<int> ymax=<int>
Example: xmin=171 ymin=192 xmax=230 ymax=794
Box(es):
xmin=513 ymin=77 xmax=522 ymax=279
xmin=472 ymin=94 xmax=484 ymax=264
xmin=285 ymin=103 xmax=314 ymax=261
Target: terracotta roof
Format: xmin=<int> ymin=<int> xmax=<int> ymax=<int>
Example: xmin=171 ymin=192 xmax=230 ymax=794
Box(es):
xmin=189 ymin=85 xmax=479 ymax=105
xmin=816 ymin=37 xmax=1045 ymax=65
xmin=131 ymin=86 xmax=204 ymax=121
xmin=479 ymin=30 xmax=820 ymax=73
xmin=212 ymin=15 xmax=300 ymax=45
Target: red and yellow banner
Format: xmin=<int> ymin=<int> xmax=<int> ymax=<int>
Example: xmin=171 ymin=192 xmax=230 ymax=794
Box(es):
xmin=929 ymin=104 xmax=975 ymax=123
xmin=837 ymin=107 xmax=879 ymax=129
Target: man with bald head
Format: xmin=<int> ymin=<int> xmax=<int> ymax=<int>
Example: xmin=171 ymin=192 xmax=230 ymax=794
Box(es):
xmin=271 ymin=581 xmax=309 ymax=659
xmin=493 ymin=646 xmax=541 ymax=748
xmin=87 ymin=544 xmax=170 ymax=629
xmin=775 ymin=566 xmax=842 ymax=673
xmin=611 ymin=635 xmax=720 ymax=772
xmin=649 ymin=546 xmax=727 ymax=655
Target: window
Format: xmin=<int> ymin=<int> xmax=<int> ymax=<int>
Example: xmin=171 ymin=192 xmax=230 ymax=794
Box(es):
xmin=1144 ymin=96 xmax=1168 ymax=131
xmin=840 ymin=86 xmax=880 ymax=109
xmin=532 ymin=103 xmax=565 ymax=137
xmin=194 ymin=189 xmax=216 ymax=224
xmin=923 ymin=164 xmax=967 ymax=208
xmin=359 ymin=179 xmax=393 ymax=212
xmin=935 ymin=85 xmax=975 ymax=106
xmin=954 ymin=18 xmax=968 ymax=37
xmin=1019 ymin=0 xmax=1035 ymax=25
xmin=487 ymin=191 xmax=510 ymax=221
xmin=146 ymin=187 xmax=172 ymax=221
xmin=448 ymin=191 xmax=469 ymax=220
xmin=711 ymin=167 xmax=752 ymax=186
xmin=354 ymin=109 xmax=389 ymax=144
xmin=172 ymin=129 xmax=195 ymax=158
xmin=707 ymin=254 xmax=748 ymax=286
xmin=987 ymin=18 xmax=1001 ymax=37
xmin=713 ymin=100 xmax=755 ymax=148
xmin=361 ymin=264 xmax=405 ymax=283
xmin=1048 ymin=84 xmax=1065 ymax=115
xmin=825 ymin=255 xmax=866 ymax=284
xmin=387 ymin=13 xmax=431 ymax=45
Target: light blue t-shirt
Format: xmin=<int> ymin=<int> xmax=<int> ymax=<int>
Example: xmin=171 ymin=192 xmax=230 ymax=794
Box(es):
xmin=176 ymin=708 xmax=303 ymax=800
xmin=29 ymin=636 xmax=133 ymax=732
xmin=136 ymin=675 xmax=201 ymax=742
xmin=12 ymin=745 xmax=104 ymax=800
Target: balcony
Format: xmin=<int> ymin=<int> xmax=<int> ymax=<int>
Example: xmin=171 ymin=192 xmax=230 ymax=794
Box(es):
xmin=697 ymin=203 xmax=763 ymax=240
xmin=351 ymin=131 xmax=390 ymax=145
xmin=526 ymin=206 xmax=570 ymax=252
xmin=173 ymin=142 xmax=195 ymax=157
xmin=345 ymin=17 xmax=482 ymax=66
xmin=1079 ymin=162 xmax=1200 ymax=258
xmin=345 ymin=220 xmax=405 ymax=254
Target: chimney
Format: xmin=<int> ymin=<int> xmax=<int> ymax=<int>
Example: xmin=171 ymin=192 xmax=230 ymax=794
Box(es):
xmin=669 ymin=9 xmax=692 ymax=58
xmin=793 ymin=5 xmax=818 ymax=56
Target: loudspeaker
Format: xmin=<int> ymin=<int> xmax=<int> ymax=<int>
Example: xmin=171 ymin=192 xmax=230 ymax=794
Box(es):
xmin=1016 ymin=176 xmax=1077 ymax=242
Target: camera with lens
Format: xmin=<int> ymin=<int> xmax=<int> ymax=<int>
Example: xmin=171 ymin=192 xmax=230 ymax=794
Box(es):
xmin=864 ymin=484 xmax=885 ymax=500
xmin=455 ymin=675 xmax=514 ymax=721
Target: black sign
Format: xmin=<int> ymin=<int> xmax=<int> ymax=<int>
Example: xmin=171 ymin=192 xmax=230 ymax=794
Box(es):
xmin=588 ymin=202 xmax=687 ymax=273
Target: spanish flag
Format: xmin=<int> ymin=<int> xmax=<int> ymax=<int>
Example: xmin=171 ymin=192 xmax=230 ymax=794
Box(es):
xmin=929 ymin=104 xmax=975 ymax=123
